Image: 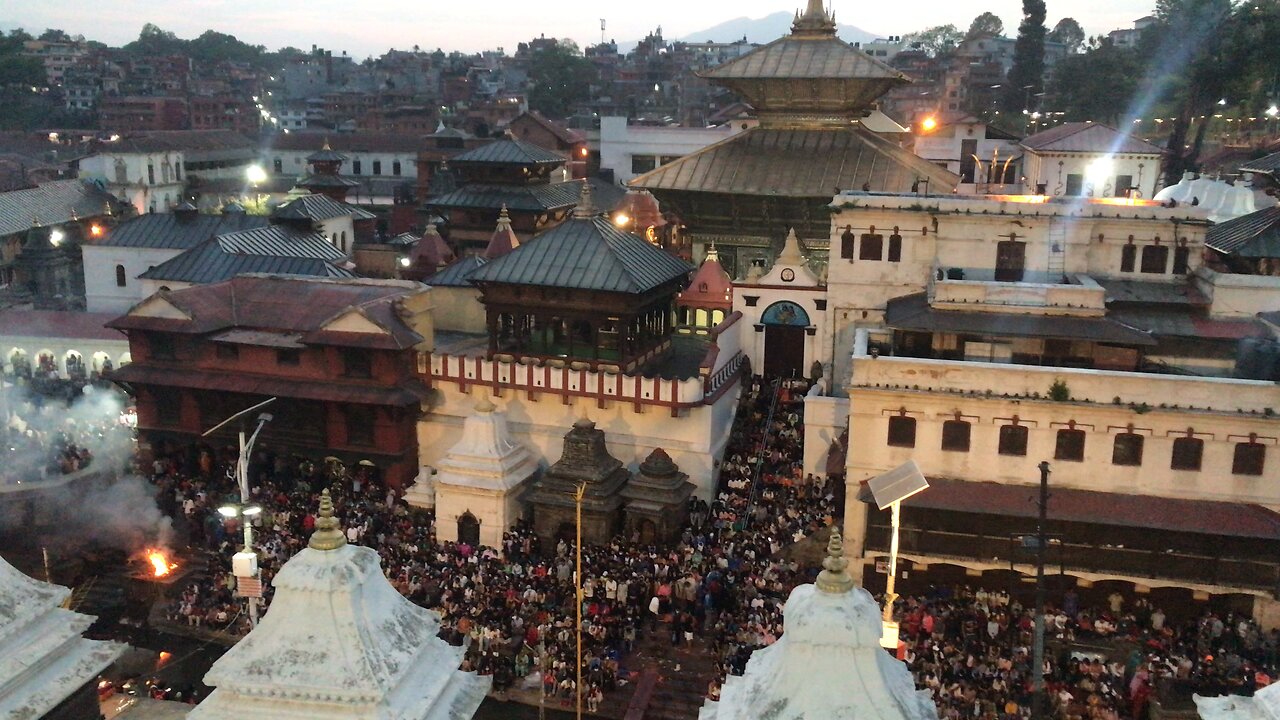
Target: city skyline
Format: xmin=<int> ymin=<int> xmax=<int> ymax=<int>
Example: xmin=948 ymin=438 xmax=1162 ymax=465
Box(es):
xmin=1 ymin=0 xmax=1153 ymax=57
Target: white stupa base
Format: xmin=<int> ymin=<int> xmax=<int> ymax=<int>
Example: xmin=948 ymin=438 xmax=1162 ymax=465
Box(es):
xmin=401 ymin=468 xmax=436 ymax=509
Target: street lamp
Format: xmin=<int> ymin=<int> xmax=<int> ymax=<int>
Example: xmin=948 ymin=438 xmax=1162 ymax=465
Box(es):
xmin=860 ymin=459 xmax=929 ymax=649
xmin=202 ymin=397 xmax=276 ymax=627
xmin=245 ymin=164 xmax=267 ymax=213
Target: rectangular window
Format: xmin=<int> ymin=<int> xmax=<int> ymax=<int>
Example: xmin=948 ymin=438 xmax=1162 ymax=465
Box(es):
xmin=1141 ymin=245 xmax=1169 ymax=274
xmin=1114 ymin=175 xmax=1133 ymax=197
xmin=215 ymin=344 xmax=239 ymax=361
xmin=147 ymin=164 xmax=156 ymax=185
xmin=1171 ymin=436 xmax=1203 ymax=471
xmin=941 ymin=420 xmax=971 ymax=452
xmin=344 ymin=405 xmax=375 ymax=446
xmin=998 ymin=425 xmax=1028 ymax=456
xmin=150 ymin=334 xmax=175 ymax=360
xmin=392 ymin=160 xmax=402 ymax=176
xmin=887 ymin=234 xmax=903 ymax=262
xmin=840 ymin=229 xmax=855 ymax=259
xmin=1233 ymin=442 xmax=1266 ymax=476
xmin=1120 ymin=244 xmax=1136 ymax=273
xmin=631 ymin=155 xmax=656 ymax=174
xmin=174 ymin=163 xmax=181 ymax=182
xmin=1111 ymin=433 xmax=1144 ymax=466
xmin=277 ymin=349 xmax=301 ymax=366
xmin=273 ymin=158 xmax=282 ymax=173
xmin=859 ymin=233 xmax=883 ymax=261
xmin=352 ymin=159 xmax=363 ymax=174
xmin=887 ymin=416 xmax=917 ymax=448
xmin=1055 ymin=428 xmax=1086 ymax=462
xmin=1173 ymin=245 xmax=1190 ymax=274
xmin=1065 ymin=174 xmax=1083 ymax=197
xmin=342 ymin=348 xmax=372 ymax=378
xmin=372 ymin=160 xmax=382 ymax=175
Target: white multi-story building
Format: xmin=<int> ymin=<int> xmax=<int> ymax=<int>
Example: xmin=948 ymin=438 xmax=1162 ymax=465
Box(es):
xmin=264 ymin=133 xmax=420 ymax=205
xmin=598 ymin=116 xmax=750 ymax=185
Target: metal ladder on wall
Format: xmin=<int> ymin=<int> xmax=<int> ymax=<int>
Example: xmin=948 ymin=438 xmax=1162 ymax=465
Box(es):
xmin=1047 ymin=220 xmax=1068 ymax=281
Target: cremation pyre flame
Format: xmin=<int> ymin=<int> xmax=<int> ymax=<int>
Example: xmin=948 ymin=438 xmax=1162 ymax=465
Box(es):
xmin=145 ymin=549 xmax=177 ymax=577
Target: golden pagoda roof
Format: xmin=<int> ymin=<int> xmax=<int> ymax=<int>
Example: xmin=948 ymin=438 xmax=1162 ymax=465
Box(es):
xmin=631 ymin=125 xmax=959 ymax=198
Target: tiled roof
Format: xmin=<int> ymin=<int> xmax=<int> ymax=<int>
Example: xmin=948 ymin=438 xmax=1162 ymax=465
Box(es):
xmin=110 ymin=275 xmax=425 ymax=346
xmin=1205 ymin=206 xmax=1280 ymax=258
xmin=100 ymin=130 xmax=255 ymax=154
xmin=0 ymin=309 xmax=121 ymax=341
xmin=1240 ymin=151 xmax=1280 ymax=175
xmin=138 ymin=226 xmax=351 ymax=284
xmin=450 ymin=139 xmax=567 ymax=166
xmin=469 ymin=216 xmax=692 ymax=294
xmin=111 ymin=363 xmax=430 ymax=405
xmin=425 ymin=255 xmax=485 ymax=287
xmin=885 ymin=292 xmax=1156 ymax=346
xmin=272 ymin=193 xmax=377 ymax=222
xmin=512 ymin=111 xmax=585 ymax=146
xmin=631 ymin=127 xmax=959 ymax=197
xmin=1020 ymin=122 xmax=1164 ymax=155
xmin=268 ymin=132 xmax=427 ymax=154
xmin=0 ymin=179 xmax=118 ymax=238
xmin=101 ymin=212 xmax=268 ymax=250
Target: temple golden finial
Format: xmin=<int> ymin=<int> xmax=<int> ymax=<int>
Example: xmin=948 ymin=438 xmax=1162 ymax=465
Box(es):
xmin=573 ymin=180 xmax=596 ymax=219
xmin=706 ymin=241 xmax=719 ymax=262
xmin=792 ymin=0 xmax=837 ymax=35
xmin=308 ymin=488 xmax=348 ymax=551
xmin=495 ymin=204 xmax=512 ymax=230
xmin=815 ymin=528 xmax=855 ymax=593
xmin=322 ymin=137 xmax=332 ymax=151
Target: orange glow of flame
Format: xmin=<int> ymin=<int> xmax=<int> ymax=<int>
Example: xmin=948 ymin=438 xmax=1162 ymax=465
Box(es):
xmin=146 ymin=549 xmax=177 ymax=577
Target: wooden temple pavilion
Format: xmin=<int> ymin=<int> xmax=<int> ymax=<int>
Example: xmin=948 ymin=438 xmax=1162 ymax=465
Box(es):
xmin=630 ymin=0 xmax=959 ymax=277
xmin=467 ymin=185 xmax=693 ymax=372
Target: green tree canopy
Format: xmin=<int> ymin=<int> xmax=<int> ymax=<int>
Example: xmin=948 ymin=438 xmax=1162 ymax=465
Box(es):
xmin=1002 ymin=0 xmax=1047 ymax=112
xmin=527 ymin=40 xmax=596 ymax=118
xmin=904 ymin=24 xmax=963 ymax=57
xmin=966 ymin=12 xmax=1005 ymax=39
xmin=1047 ymin=38 xmax=1141 ymax=124
xmin=1048 ymin=18 xmax=1085 ymax=53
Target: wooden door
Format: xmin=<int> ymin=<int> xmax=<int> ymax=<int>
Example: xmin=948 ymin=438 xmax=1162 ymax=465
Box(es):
xmin=764 ymin=325 xmax=805 ymax=378
xmin=995 ymin=241 xmax=1025 ymax=282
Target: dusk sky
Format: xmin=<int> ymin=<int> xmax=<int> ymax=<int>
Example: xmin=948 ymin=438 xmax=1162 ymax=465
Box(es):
xmin=0 ymin=0 xmax=1153 ymax=56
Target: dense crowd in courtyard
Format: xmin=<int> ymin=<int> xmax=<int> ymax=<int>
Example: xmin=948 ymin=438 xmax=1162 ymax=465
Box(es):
xmin=1 ymin=380 xmax=130 ymax=485
xmin=140 ymin=373 xmax=1270 ymax=717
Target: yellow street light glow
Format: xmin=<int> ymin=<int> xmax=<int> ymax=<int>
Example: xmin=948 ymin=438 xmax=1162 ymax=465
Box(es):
xmin=245 ymin=164 xmax=268 ymax=184
xmin=613 ymin=213 xmax=631 ymax=227
xmin=920 ymin=116 xmax=938 ymax=132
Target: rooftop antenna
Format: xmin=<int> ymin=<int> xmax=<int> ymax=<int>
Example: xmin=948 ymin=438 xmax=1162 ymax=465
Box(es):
xmin=601 ymin=19 xmax=606 ymax=46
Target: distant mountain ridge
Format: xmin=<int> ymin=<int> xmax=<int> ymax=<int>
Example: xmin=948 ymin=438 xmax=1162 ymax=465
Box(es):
xmin=678 ymin=10 xmax=878 ymax=45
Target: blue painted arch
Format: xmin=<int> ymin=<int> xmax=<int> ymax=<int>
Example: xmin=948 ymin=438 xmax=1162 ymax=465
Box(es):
xmin=760 ymin=300 xmax=810 ymax=327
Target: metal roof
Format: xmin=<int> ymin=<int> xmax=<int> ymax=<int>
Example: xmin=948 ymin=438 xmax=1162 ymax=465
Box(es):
xmin=631 ymin=126 xmax=959 ymax=197
xmin=297 ymin=173 xmax=361 ymax=189
xmin=702 ymin=34 xmax=904 ymax=81
xmin=468 ymin=215 xmax=692 ymax=294
xmin=101 ymin=212 xmax=268 ymax=250
xmin=0 ymin=179 xmax=118 ymax=238
xmin=272 ymin=194 xmax=377 ymax=222
xmin=425 ymin=180 xmax=584 ymax=212
xmin=1095 ymin=278 xmax=1207 ymax=306
xmin=450 ymin=139 xmax=567 ymax=166
xmin=1240 ymin=151 xmax=1280 ymax=176
xmin=139 ymin=226 xmax=351 ymax=284
xmin=1020 ymin=122 xmax=1164 ymax=155
xmin=425 ymin=256 xmax=486 ymax=287
xmin=1205 ymin=206 xmax=1280 ymax=257
xmin=269 ymin=132 xmax=427 ymax=154
xmin=884 ymin=292 xmax=1156 ymax=346
xmin=1108 ymin=308 xmax=1262 ymax=340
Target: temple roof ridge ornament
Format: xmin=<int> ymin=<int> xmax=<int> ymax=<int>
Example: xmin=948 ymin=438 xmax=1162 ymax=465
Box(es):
xmin=573 ymin=181 xmax=596 ymax=218
xmin=791 ymin=0 xmax=837 ymax=36
xmin=308 ymin=489 xmax=347 ymax=551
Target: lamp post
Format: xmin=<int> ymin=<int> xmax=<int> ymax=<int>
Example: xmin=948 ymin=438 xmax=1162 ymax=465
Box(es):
xmin=572 ymin=481 xmax=587 ymax=720
xmin=203 ymin=397 xmax=276 ymax=627
xmin=1032 ymin=461 xmax=1051 ymax=720
xmin=860 ymin=459 xmax=930 ymax=649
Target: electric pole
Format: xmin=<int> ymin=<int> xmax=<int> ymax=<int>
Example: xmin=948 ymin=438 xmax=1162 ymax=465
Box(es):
xmin=1031 ymin=461 xmax=1050 ymax=720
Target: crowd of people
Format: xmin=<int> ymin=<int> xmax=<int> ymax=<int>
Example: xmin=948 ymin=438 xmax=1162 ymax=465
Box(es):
xmin=894 ymin=586 xmax=1279 ymax=720
xmin=140 ymin=373 xmax=1269 ymax=718
xmin=1 ymin=380 xmax=130 ymax=485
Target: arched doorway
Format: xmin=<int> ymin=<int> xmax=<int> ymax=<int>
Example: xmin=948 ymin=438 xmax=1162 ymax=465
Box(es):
xmin=760 ymin=301 xmax=810 ymax=378
xmin=7 ymin=348 xmax=28 ymax=377
xmin=36 ymin=349 xmax=56 ymax=376
xmin=92 ymin=351 xmax=112 ymax=374
xmin=65 ymin=350 xmax=85 ymax=379
xmin=637 ymin=519 xmax=657 ymax=545
xmin=457 ymin=512 xmax=480 ymax=546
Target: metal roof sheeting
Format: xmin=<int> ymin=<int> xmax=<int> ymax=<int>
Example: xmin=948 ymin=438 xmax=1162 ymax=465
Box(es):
xmin=450 ymin=139 xmax=567 ymax=166
xmin=1020 ymin=122 xmax=1164 ymax=155
xmin=425 ymin=180 xmax=584 ymax=212
xmin=425 ymin=256 xmax=485 ymax=287
xmin=631 ymin=126 xmax=959 ymax=197
xmin=1240 ymin=151 xmax=1280 ymax=175
xmin=272 ymin=194 xmax=376 ymax=222
xmin=0 ymin=179 xmax=118 ymax=238
xmin=468 ymin=216 xmax=692 ymax=294
xmin=139 ymin=226 xmax=350 ymax=284
xmin=101 ymin=213 xmax=268 ymax=250
xmin=702 ymin=34 xmax=905 ymax=81
xmin=1205 ymin=206 xmax=1280 ymax=257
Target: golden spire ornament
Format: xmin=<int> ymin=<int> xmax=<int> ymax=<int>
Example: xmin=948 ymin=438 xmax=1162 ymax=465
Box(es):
xmin=815 ymin=528 xmax=855 ymax=593
xmin=309 ymin=488 xmax=348 ymax=551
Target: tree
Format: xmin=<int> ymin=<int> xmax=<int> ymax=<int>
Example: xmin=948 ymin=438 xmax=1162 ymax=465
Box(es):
xmin=1047 ymin=38 xmax=1141 ymax=124
xmin=527 ymin=40 xmax=596 ymax=118
xmin=1002 ymin=0 xmax=1048 ymax=113
xmin=904 ymin=24 xmax=964 ymax=57
xmin=1048 ymin=18 xmax=1086 ymax=53
xmin=966 ymin=12 xmax=1005 ymax=39
xmin=38 ymin=29 xmax=70 ymax=42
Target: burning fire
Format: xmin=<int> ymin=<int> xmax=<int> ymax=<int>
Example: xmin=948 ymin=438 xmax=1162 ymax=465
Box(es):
xmin=145 ymin=549 xmax=177 ymax=578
